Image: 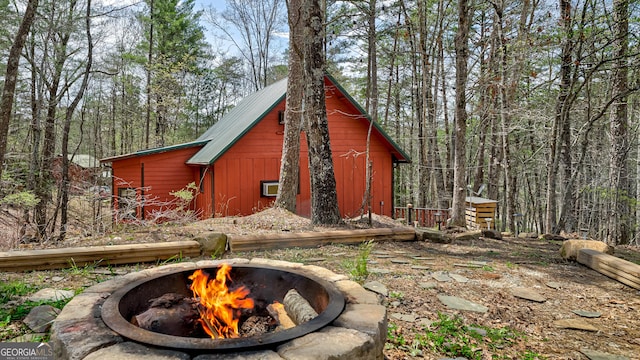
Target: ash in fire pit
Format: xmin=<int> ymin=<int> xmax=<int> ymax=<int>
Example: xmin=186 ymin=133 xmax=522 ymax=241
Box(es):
xmin=101 ymin=263 xmax=345 ymax=352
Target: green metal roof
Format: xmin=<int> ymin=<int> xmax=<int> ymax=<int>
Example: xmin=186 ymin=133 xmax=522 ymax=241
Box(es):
xmin=100 ymin=140 xmax=208 ymax=163
xmin=185 ymin=74 xmax=410 ymax=165
xmin=186 ymin=78 xmax=288 ymax=165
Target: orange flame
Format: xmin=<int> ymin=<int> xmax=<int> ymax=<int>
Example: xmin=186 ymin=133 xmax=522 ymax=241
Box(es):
xmin=189 ymin=264 xmax=254 ymax=338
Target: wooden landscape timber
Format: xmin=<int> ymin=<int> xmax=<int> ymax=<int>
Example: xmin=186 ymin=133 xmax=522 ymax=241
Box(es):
xmin=0 ymin=228 xmax=416 ymax=271
xmin=228 ymin=227 xmax=416 ymax=252
xmin=0 ymin=241 xmax=201 ymax=272
xmin=577 ymin=248 xmax=640 ymax=290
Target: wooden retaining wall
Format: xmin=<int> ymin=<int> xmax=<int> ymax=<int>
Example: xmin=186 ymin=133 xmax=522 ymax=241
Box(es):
xmin=577 ymin=248 xmax=640 ymax=290
xmin=229 ymin=227 xmax=416 ymax=252
xmin=0 ymin=228 xmax=416 ymax=271
xmin=0 ymin=241 xmax=201 ymax=272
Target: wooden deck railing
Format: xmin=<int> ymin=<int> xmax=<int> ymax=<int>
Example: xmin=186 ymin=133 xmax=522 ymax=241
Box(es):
xmin=394 ymin=207 xmax=450 ymax=228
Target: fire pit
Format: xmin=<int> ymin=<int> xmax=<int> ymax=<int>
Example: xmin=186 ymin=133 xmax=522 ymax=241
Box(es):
xmin=100 ymin=264 xmax=345 ymax=351
xmin=51 ymin=259 xmax=388 ymax=359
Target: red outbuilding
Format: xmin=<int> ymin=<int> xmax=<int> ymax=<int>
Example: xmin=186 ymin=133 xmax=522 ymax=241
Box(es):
xmin=101 ymin=74 xmax=410 ymax=221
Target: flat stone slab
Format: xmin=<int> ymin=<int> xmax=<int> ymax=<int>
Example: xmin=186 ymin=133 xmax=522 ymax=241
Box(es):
xmin=335 ymin=280 xmax=380 ymax=305
xmin=580 ymin=348 xmax=630 ymax=360
xmin=23 ymin=305 xmax=60 ymax=332
xmin=573 ymin=310 xmax=602 ymax=318
xmin=432 ymin=272 xmax=452 ymax=282
xmin=419 ymin=282 xmax=437 ymax=289
xmin=546 ymin=282 xmax=562 ymax=289
xmin=411 ymin=266 xmax=431 ymax=270
xmin=511 ymin=287 xmax=546 ymax=302
xmin=412 ymin=257 xmax=436 ymax=261
xmin=390 ymin=312 xmax=417 ymax=322
xmin=83 ymin=342 xmax=190 ymax=360
xmin=374 ymin=255 xmax=393 ymax=258
xmin=277 ymin=326 xmax=377 ymax=360
xmin=390 ymin=258 xmax=410 ymax=264
xmin=371 ymin=251 xmax=390 ymax=255
xmin=449 ymin=274 xmax=469 ymax=283
xmin=453 ymin=263 xmax=483 ymax=268
xmin=304 ymin=258 xmax=326 ymax=263
xmin=27 ymin=288 xmax=75 ymax=302
xmin=437 ymin=295 xmax=488 ymax=313
xmin=333 ymin=303 xmax=387 ymax=355
xmin=363 ymin=281 xmax=388 ymax=296
xmin=553 ymin=318 xmax=599 ymax=332
xmin=368 ymin=268 xmax=392 ymax=275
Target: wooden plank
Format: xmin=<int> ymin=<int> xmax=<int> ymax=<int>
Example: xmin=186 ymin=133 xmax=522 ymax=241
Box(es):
xmin=578 ymin=249 xmax=640 ymax=278
xmin=0 ymin=241 xmax=201 ymax=272
xmin=229 ymin=228 xmax=415 ymax=252
xmin=588 ymin=261 xmax=640 ymax=288
xmin=577 ymin=249 xmax=640 ymax=290
xmin=577 ymin=250 xmax=640 ymax=287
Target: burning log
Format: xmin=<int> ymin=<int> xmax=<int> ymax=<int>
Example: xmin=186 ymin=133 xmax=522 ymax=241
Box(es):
xmin=283 ymin=289 xmax=318 ymax=325
xmin=133 ymin=293 xmax=200 ymax=337
xmin=266 ymin=302 xmax=295 ymax=330
xmin=196 ymin=304 xmax=218 ymax=339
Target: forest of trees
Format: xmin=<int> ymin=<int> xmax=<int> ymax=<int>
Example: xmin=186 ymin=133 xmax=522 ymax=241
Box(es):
xmin=1 ymin=0 xmax=639 ymax=245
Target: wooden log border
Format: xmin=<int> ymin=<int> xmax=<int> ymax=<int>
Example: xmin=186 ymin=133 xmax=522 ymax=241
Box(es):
xmin=0 ymin=228 xmax=416 ymax=271
xmin=229 ymin=227 xmax=416 ymax=252
xmin=0 ymin=241 xmax=202 ymax=272
xmin=577 ymin=248 xmax=640 ymax=290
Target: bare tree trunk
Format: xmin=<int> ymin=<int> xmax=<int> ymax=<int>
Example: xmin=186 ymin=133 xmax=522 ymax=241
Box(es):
xmin=303 ymin=0 xmax=340 ymax=225
xmin=450 ymin=0 xmax=470 ymax=227
xmin=275 ymin=0 xmax=303 ymax=212
xmin=0 ymin=0 xmax=39 ymax=181
xmin=546 ymin=0 xmax=573 ymax=234
xmin=606 ymin=0 xmax=629 ymax=245
xmin=58 ymin=0 xmax=93 ymax=241
xmin=145 ymin=0 xmax=154 ymax=149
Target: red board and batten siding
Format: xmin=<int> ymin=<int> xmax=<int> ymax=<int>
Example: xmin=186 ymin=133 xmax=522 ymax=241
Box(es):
xmin=111 ymin=146 xmax=203 ymax=219
xmin=211 ymin=81 xmax=395 ymax=218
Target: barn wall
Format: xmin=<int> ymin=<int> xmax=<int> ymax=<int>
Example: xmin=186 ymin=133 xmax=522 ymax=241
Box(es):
xmin=213 ymin=102 xmax=285 ymax=217
xmin=213 ymin=82 xmax=395 ymax=219
xmin=111 ymin=157 xmax=142 ymax=219
xmin=110 ymin=146 xmax=202 ymax=220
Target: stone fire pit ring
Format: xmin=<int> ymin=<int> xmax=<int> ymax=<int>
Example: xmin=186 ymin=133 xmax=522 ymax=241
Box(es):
xmin=51 ymin=258 xmax=388 ymax=360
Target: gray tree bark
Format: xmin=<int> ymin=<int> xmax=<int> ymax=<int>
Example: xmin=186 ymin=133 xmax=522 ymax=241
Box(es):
xmin=0 ymin=0 xmax=39 ymax=182
xmin=275 ymin=0 xmax=303 ymax=212
xmin=303 ymin=0 xmax=341 ymax=225
xmin=450 ymin=0 xmax=470 ymax=227
xmin=606 ymin=0 xmax=629 ymax=245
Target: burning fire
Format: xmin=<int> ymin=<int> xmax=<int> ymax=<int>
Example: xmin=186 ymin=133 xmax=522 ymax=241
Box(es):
xmin=189 ymin=264 xmax=254 ymax=338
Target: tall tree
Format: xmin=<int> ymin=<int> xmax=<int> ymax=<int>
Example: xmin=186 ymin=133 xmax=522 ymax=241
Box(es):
xmin=141 ymin=0 xmax=206 ymax=147
xmin=450 ymin=0 xmax=471 ymax=227
xmin=545 ymin=0 xmax=572 ymax=234
xmin=303 ymin=0 xmax=341 ymax=225
xmin=275 ymin=0 xmax=304 ymax=212
xmin=58 ymin=0 xmax=93 ymax=241
xmin=206 ymin=0 xmax=286 ymax=91
xmin=606 ymin=0 xmax=630 ymax=245
xmin=0 ymin=0 xmax=38 ymax=182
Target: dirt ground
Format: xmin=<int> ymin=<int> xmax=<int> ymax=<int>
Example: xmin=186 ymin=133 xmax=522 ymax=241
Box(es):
xmin=1 ymin=208 xmax=640 ymax=359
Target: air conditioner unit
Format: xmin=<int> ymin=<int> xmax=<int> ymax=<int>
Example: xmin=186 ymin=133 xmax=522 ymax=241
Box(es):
xmin=261 ymin=181 xmax=279 ymax=197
